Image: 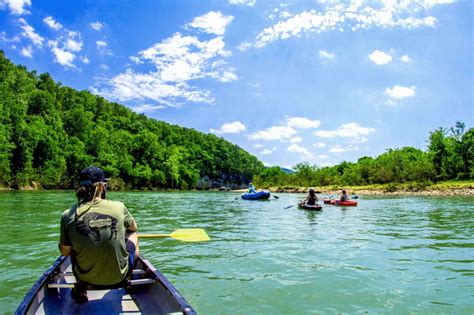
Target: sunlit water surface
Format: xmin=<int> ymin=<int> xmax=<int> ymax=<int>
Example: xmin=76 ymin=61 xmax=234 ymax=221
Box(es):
xmin=0 ymin=191 xmax=472 ymax=314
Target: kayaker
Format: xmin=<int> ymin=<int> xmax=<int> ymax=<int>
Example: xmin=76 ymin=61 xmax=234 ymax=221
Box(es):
xmin=340 ymin=190 xmax=349 ymax=202
xmin=248 ymin=182 xmax=257 ymax=193
xmin=58 ymin=166 xmax=140 ymax=304
xmin=302 ymin=188 xmax=318 ymax=205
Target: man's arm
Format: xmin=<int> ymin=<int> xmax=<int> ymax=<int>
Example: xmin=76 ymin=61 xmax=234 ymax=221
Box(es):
xmin=59 ymin=243 xmax=72 ymax=256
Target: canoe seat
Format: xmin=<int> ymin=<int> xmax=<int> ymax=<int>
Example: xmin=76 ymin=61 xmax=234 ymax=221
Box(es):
xmin=48 ymin=272 xmax=156 ymax=289
xmin=59 ymin=269 xmax=147 ymax=277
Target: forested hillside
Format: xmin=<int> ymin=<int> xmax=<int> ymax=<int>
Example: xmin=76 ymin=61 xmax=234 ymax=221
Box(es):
xmin=0 ymin=52 xmax=263 ymax=189
xmin=255 ymin=122 xmax=473 ymax=189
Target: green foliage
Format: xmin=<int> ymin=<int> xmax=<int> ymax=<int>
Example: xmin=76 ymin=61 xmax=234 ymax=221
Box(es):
xmin=255 ymin=122 xmax=472 ymax=187
xmin=0 ymin=51 xmax=263 ymax=189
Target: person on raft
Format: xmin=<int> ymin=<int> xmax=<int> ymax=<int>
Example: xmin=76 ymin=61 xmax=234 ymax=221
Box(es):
xmin=248 ymin=182 xmax=257 ymax=193
xmin=302 ymin=188 xmax=318 ymax=205
xmin=340 ymin=190 xmax=349 ymax=202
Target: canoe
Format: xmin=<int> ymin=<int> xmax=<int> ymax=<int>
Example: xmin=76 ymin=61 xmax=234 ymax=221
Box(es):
xmin=298 ymin=203 xmax=323 ymax=211
xmin=16 ymin=255 xmax=195 ymax=315
xmin=241 ymin=191 xmax=270 ymax=200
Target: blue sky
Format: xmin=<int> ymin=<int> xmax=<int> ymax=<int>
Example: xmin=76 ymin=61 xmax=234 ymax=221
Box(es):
xmin=1 ymin=0 xmax=472 ymax=169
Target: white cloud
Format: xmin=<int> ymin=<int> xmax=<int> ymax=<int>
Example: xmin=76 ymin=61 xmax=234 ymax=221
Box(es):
xmin=187 ymin=11 xmax=233 ymax=36
xmin=237 ymin=41 xmax=252 ymax=51
xmin=44 ymin=29 xmax=83 ymax=69
xmin=65 ymin=37 xmax=82 ymax=52
xmin=319 ymin=50 xmax=334 ymax=59
xmin=385 ymin=85 xmax=416 ymax=99
xmin=260 ymin=149 xmax=273 ymax=155
xmin=422 ymin=0 xmax=455 ymax=9
xmin=254 ymin=144 xmax=263 ymax=148
xmin=287 ymin=143 xmax=313 ymax=158
xmin=315 ymin=154 xmax=329 ymax=159
xmin=0 ymin=31 xmax=20 ymax=43
xmin=131 ymin=104 xmax=166 ymax=113
xmin=43 ymin=16 xmax=62 ymax=30
xmin=1 ymin=0 xmax=31 ymax=15
xmin=286 ymin=117 xmax=321 ymax=129
xmin=249 ymin=126 xmax=297 ymax=141
xmin=96 ymin=40 xmax=109 ymax=54
xmin=48 ymin=40 xmax=75 ymax=68
xmin=313 ymin=142 xmax=326 ymax=148
xmin=400 ymin=54 xmax=413 ymax=62
xmin=130 ymin=56 xmax=143 ymax=64
xmin=94 ymin=69 xmax=214 ymax=107
xmin=138 ymin=34 xmax=232 ymax=82
xmin=90 ymin=21 xmax=104 ymax=31
xmin=229 ymin=0 xmax=256 ymax=6
xmin=329 ymin=144 xmax=359 ymax=153
xmin=247 ymin=1 xmax=448 ymax=49
xmin=80 ymin=55 xmax=89 ymax=64
xmin=20 ymin=45 xmax=32 ymax=57
xmin=210 ymin=121 xmax=247 ymax=134
xmin=315 ymin=122 xmax=375 ymax=143
xmin=100 ymin=64 xmax=109 ymax=70
xmin=18 ymin=18 xmax=44 ymax=47
xmin=369 ymin=50 xmax=392 ymax=65
xmin=289 ymin=136 xmax=302 ymax=143
xmin=95 ymin=28 xmax=235 ymax=106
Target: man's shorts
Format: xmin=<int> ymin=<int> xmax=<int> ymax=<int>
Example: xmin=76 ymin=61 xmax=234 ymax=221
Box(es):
xmin=125 ymin=238 xmax=136 ymax=276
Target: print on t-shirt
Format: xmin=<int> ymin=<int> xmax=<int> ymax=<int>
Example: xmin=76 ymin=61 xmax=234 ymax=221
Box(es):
xmin=76 ymin=212 xmax=118 ymax=241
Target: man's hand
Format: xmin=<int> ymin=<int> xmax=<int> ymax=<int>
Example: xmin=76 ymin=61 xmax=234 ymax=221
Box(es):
xmin=59 ymin=243 xmax=72 ymax=256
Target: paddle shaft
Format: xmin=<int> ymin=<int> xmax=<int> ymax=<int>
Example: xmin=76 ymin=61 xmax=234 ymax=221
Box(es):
xmin=139 ymin=234 xmax=169 ymax=238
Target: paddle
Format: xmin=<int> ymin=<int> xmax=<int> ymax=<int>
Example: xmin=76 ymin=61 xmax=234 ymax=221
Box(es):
xmin=139 ymin=229 xmax=210 ymax=242
xmin=284 ymin=205 xmax=295 ymax=209
xmin=273 ymin=195 xmax=279 ymax=199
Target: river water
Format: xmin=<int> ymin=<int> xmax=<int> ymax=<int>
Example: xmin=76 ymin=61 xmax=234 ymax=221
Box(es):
xmin=0 ymin=191 xmax=472 ymax=314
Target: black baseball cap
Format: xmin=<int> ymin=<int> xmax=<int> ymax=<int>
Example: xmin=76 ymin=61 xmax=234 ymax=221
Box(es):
xmin=79 ymin=166 xmax=109 ymax=187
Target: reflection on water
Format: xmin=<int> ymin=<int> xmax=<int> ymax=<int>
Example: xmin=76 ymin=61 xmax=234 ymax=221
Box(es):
xmin=0 ymin=191 xmax=473 ymax=314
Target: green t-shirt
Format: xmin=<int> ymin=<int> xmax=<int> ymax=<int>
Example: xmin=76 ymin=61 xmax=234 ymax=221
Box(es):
xmin=60 ymin=199 xmax=135 ymax=285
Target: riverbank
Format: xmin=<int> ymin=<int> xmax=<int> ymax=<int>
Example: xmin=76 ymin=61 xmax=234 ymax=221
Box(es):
xmin=249 ymin=180 xmax=474 ymax=196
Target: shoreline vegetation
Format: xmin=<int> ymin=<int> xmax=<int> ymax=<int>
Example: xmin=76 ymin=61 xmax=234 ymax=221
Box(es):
xmin=260 ymin=180 xmax=474 ymax=196
xmin=2 ymin=181 xmax=473 ymax=196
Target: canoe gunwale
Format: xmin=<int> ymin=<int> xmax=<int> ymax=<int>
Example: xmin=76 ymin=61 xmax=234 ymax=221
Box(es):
xmin=140 ymin=256 xmax=195 ymax=314
xmin=15 ymin=255 xmax=66 ymax=315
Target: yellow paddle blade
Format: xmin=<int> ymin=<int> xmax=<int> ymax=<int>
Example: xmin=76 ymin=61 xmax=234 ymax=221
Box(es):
xmin=170 ymin=229 xmax=210 ymax=242
xmin=139 ymin=228 xmax=210 ymax=242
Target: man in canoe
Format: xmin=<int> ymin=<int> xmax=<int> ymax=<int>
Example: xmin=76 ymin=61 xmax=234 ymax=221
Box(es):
xmin=340 ymin=189 xmax=349 ymax=202
xmin=59 ymin=166 xmax=139 ymax=304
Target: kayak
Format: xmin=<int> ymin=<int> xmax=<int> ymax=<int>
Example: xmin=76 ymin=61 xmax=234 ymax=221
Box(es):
xmin=331 ymin=200 xmax=357 ymax=206
xmin=298 ymin=203 xmax=323 ymax=211
xmin=241 ymin=191 xmax=271 ymax=200
xmin=16 ymin=255 xmax=195 ymax=315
